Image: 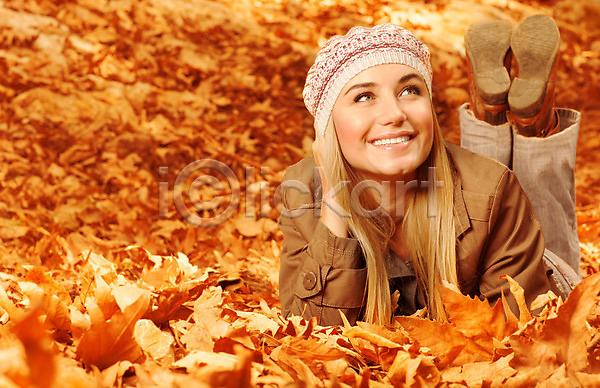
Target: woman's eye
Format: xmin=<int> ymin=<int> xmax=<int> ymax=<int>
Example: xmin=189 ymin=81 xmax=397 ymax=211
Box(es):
xmin=354 ymin=93 xmax=373 ymax=102
xmin=400 ymin=85 xmax=421 ymax=96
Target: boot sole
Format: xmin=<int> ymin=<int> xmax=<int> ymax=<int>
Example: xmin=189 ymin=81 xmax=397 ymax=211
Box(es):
xmin=509 ymin=15 xmax=560 ymax=118
xmin=465 ymin=19 xmax=512 ymax=105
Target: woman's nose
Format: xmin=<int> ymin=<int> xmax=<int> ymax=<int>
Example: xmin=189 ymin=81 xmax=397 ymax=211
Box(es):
xmin=377 ymin=95 xmax=407 ymax=126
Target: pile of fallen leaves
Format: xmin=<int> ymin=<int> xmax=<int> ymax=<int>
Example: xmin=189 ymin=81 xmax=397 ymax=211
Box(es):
xmin=2 ymin=250 xmax=600 ymax=386
xmin=1 ymin=0 xmax=600 ymax=386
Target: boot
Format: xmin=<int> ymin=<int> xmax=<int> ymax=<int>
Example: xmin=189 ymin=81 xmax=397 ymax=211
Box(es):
xmin=508 ymin=14 xmax=560 ymax=137
xmin=465 ymin=19 xmax=513 ymax=126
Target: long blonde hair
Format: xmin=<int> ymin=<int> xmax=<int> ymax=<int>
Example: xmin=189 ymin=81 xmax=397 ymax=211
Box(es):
xmin=322 ymin=107 xmax=457 ymax=324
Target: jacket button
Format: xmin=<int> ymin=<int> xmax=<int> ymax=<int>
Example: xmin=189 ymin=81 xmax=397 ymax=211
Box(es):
xmin=303 ymin=272 xmax=317 ymax=290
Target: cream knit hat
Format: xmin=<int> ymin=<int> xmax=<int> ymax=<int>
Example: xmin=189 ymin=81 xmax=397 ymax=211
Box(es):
xmin=303 ymin=24 xmax=433 ymax=136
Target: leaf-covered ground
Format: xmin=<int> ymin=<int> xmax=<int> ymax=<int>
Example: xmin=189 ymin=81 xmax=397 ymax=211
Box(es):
xmin=1 ymin=0 xmax=600 ymax=386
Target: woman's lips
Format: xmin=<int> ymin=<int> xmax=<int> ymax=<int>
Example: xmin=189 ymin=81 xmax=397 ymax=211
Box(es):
xmin=371 ymin=135 xmax=412 ymax=146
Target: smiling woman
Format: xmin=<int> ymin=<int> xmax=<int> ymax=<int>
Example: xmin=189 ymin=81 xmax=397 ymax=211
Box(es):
xmin=332 ymin=65 xmax=434 ymax=183
xmin=278 ymin=22 xmax=581 ymax=326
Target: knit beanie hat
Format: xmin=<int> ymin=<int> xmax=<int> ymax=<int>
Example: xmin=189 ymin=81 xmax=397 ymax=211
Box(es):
xmin=303 ymin=24 xmax=433 ymax=136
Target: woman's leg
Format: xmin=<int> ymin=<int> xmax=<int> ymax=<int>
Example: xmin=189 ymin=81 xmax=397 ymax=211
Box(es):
xmin=460 ymin=104 xmax=582 ymax=286
xmin=459 ymin=102 xmax=512 ymax=167
xmin=512 ymin=109 xmax=581 ymax=276
xmin=462 ymin=16 xmax=582 ymax=278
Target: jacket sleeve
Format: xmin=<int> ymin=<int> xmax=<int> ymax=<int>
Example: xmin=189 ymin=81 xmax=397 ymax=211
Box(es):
xmin=278 ymin=169 xmax=367 ymax=326
xmin=478 ymin=169 xmax=551 ymax=315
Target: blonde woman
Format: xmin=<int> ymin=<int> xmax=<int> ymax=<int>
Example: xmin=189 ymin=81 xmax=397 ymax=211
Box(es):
xmin=278 ymin=19 xmax=581 ymax=326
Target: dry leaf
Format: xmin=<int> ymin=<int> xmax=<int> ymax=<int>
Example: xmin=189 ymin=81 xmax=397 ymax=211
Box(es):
xmin=76 ymin=287 xmax=150 ymax=369
xmin=439 ymin=284 xmax=518 ymax=342
xmin=394 ymin=316 xmax=491 ymax=366
xmin=134 ymin=319 xmax=174 ymax=361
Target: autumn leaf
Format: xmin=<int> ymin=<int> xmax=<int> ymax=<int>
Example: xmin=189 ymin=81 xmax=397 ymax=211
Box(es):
xmin=173 ymin=350 xmax=238 ymax=371
xmin=501 ymin=274 xmax=533 ymax=325
xmin=25 ymin=266 xmax=71 ymax=305
xmin=134 ymin=319 xmax=174 ymax=362
xmin=233 ymin=311 xmax=280 ymax=336
xmin=386 ymin=349 xmax=440 ymax=387
xmin=343 ymin=325 xmax=405 ymax=349
xmin=143 ymin=285 xmax=201 ymax=325
xmin=278 ymin=334 xmax=347 ymax=362
xmin=234 ymin=216 xmax=279 ymax=237
xmin=176 ymin=321 xmax=214 ymax=352
xmin=439 ymin=284 xmax=518 ymax=342
xmin=440 ymin=355 xmax=518 ymax=386
xmin=76 ymin=286 xmax=150 ymax=370
xmin=510 ymin=273 xmax=600 ymax=381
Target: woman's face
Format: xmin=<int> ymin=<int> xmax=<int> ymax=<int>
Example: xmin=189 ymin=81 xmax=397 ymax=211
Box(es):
xmin=332 ymin=64 xmax=434 ymax=183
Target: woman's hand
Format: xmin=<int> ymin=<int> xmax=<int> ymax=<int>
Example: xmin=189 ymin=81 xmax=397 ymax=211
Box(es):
xmin=312 ymin=133 xmax=348 ymax=238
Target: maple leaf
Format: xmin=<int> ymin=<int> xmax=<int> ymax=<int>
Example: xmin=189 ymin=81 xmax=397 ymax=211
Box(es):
xmin=439 ymin=284 xmax=518 ymax=342
xmin=234 ymin=311 xmax=280 ymax=336
xmin=76 ymin=286 xmax=150 ymax=370
xmin=441 ymin=355 xmax=518 ymax=386
xmin=394 ymin=316 xmax=492 ymax=366
xmin=278 ymin=334 xmax=347 ymax=362
xmin=386 ymin=349 xmax=440 ymax=387
xmin=510 ymin=273 xmax=600 ymax=381
xmin=144 ymin=285 xmax=199 ymax=325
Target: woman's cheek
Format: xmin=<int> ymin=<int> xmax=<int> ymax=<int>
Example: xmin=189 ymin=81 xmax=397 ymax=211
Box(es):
xmin=334 ymin=114 xmax=366 ymax=144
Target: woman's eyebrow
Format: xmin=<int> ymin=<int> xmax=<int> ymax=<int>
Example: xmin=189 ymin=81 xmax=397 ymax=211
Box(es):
xmin=398 ymin=73 xmax=421 ymax=84
xmin=342 ymin=73 xmax=424 ymax=96
xmin=343 ymin=82 xmax=376 ymax=96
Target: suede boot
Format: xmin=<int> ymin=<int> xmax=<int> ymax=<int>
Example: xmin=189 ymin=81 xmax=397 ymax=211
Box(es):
xmin=508 ymin=14 xmax=561 ymax=137
xmin=465 ymin=19 xmax=513 ymax=126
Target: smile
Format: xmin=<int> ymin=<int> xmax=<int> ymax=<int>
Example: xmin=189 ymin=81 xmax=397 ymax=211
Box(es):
xmin=371 ymin=135 xmax=412 ymax=146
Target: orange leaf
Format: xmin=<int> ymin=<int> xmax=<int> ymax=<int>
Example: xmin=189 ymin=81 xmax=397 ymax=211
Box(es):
xmin=343 ymin=326 xmax=403 ymax=349
xmin=134 ymin=319 xmax=174 ymax=361
xmin=440 ymin=355 xmax=517 ymax=386
xmin=76 ymin=287 xmax=150 ymax=369
xmin=501 ymin=275 xmax=533 ymax=325
xmin=575 ymin=372 xmax=600 ymax=387
xmin=439 ymin=285 xmax=518 ymax=342
xmin=234 ymin=311 xmax=280 ymax=336
xmin=394 ymin=316 xmax=492 ymax=366
xmin=386 ymin=349 xmax=440 ymax=387
xmin=510 ymin=273 xmax=600 ymax=380
xmin=279 ymin=334 xmax=346 ymax=362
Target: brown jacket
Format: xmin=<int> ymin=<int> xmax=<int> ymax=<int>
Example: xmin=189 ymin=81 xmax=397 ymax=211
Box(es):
xmin=278 ymin=143 xmax=550 ymax=326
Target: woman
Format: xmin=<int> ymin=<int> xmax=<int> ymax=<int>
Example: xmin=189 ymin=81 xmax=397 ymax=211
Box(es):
xmin=278 ymin=18 xmax=581 ymax=326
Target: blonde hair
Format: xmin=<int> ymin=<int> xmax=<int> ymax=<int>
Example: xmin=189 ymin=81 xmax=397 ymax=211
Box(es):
xmin=402 ymin=111 xmax=458 ymax=321
xmin=322 ymin=107 xmax=457 ymax=324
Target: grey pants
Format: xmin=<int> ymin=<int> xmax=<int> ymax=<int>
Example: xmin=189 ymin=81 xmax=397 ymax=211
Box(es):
xmin=459 ymin=103 xmax=582 ymax=295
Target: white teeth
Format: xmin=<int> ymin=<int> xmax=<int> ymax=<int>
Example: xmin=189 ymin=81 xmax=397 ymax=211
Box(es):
xmin=372 ymin=136 xmax=411 ymax=146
